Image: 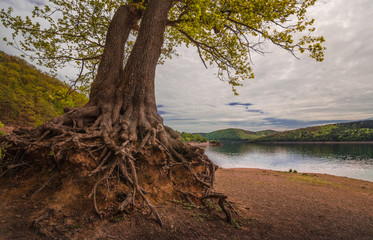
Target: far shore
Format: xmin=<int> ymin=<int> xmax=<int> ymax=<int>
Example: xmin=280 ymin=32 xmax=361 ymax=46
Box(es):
xmin=188 ymin=140 xmax=373 ymax=147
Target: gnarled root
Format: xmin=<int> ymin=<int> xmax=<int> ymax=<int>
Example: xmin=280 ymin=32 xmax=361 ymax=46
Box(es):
xmin=0 ymin=110 xmax=231 ymax=226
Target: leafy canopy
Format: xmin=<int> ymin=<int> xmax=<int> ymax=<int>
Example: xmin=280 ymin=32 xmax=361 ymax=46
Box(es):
xmin=1 ymin=0 xmax=325 ymax=94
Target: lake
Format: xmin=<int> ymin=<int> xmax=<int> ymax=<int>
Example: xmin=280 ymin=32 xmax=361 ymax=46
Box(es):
xmin=205 ymin=143 xmax=373 ymax=182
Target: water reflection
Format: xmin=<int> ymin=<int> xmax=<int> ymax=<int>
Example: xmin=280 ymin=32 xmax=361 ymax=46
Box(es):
xmin=210 ymin=143 xmax=373 ymax=159
xmin=206 ymin=143 xmax=373 ymax=182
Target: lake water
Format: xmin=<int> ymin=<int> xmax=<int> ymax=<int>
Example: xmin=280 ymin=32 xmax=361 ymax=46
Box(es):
xmin=205 ymin=143 xmax=373 ymax=182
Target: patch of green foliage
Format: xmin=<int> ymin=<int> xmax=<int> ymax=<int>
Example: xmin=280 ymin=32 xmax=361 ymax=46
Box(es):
xmin=232 ymin=218 xmax=242 ymax=229
xmin=182 ymin=202 xmax=195 ymax=210
xmin=0 ymin=51 xmax=88 ymax=126
xmin=197 ymin=213 xmax=210 ymax=223
xmin=205 ymin=128 xmax=277 ymax=142
xmin=0 ymin=120 xmax=3 ymax=157
xmin=172 ymin=199 xmax=182 ymax=205
xmin=0 ymin=120 xmax=4 ymax=135
xmin=110 ymin=214 xmax=126 ymax=223
xmin=256 ymin=120 xmax=373 ymax=142
xmin=289 ymin=174 xmax=337 ymax=187
xmin=179 ymin=132 xmax=208 ymax=143
xmin=247 ymin=216 xmax=255 ymax=223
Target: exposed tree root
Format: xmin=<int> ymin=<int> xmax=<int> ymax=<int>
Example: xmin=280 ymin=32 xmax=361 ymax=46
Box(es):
xmin=0 ymin=109 xmax=232 ymax=226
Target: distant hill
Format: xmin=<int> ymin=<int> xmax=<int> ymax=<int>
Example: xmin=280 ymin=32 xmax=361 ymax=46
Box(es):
xmin=192 ymin=120 xmax=373 ymax=143
xmin=256 ymin=120 xmax=373 ymax=142
xmin=255 ymin=130 xmax=278 ymax=137
xmin=202 ymin=128 xmax=278 ymax=142
xmin=0 ymin=51 xmax=88 ymax=126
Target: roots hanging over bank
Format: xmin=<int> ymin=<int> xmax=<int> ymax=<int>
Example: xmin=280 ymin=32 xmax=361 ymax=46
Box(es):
xmin=0 ymin=107 xmax=232 ymax=226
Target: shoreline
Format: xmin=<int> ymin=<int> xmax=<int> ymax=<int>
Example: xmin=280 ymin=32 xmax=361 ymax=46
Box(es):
xmin=219 ymin=167 xmax=373 ymax=183
xmin=189 ymin=140 xmax=373 ymax=146
xmin=188 ymin=141 xmax=222 ymax=147
xmin=254 ymin=141 xmax=373 ymax=144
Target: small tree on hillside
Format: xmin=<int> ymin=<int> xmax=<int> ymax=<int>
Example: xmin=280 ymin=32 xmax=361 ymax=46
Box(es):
xmin=0 ymin=0 xmax=324 ymax=225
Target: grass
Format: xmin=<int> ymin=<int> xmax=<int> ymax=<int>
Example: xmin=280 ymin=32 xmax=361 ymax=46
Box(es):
xmin=232 ymin=219 xmax=242 ymax=229
xmin=247 ymin=216 xmax=255 ymax=223
xmin=289 ymin=174 xmax=337 ymax=187
xmin=110 ymin=214 xmax=126 ymax=223
xmin=172 ymin=199 xmax=182 ymax=204
xmin=182 ymin=202 xmax=195 ymax=210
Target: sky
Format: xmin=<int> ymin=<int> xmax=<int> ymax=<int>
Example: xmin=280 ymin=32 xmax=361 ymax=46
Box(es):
xmin=1 ymin=0 xmax=372 ymax=133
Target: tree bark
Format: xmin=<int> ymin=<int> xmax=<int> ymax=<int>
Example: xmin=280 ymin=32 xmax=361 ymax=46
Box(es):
xmin=120 ymin=0 xmax=173 ymax=128
xmin=85 ymin=0 xmax=173 ymax=135
xmin=89 ymin=4 xmax=142 ymax=104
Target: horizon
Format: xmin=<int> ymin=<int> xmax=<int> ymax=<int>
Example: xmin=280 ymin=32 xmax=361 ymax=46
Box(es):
xmin=1 ymin=0 xmax=372 ymax=133
xmin=186 ymin=119 xmax=373 ymax=134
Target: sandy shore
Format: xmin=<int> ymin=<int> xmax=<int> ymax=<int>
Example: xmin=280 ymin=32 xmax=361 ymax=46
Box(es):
xmin=215 ymin=168 xmax=373 ymax=239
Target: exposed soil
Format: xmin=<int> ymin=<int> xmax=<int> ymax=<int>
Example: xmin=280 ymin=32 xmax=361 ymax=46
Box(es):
xmin=0 ymin=168 xmax=372 ymax=239
xmin=215 ymin=168 xmax=373 ymax=239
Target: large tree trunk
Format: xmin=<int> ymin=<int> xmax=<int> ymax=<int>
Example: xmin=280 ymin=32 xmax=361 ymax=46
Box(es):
xmin=92 ymin=0 xmax=173 ymax=139
xmin=0 ymin=0 xmax=231 ymax=229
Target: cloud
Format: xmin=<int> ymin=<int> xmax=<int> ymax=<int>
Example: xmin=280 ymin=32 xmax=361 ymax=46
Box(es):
xmin=157 ymin=110 xmax=168 ymax=115
xmin=263 ymin=118 xmax=347 ymax=129
xmin=29 ymin=0 xmax=45 ymax=6
xmin=246 ymin=109 xmax=264 ymax=114
xmin=227 ymin=102 xmax=253 ymax=107
xmin=163 ymin=118 xmax=197 ymax=122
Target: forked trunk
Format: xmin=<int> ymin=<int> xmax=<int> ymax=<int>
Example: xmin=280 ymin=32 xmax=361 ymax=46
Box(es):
xmin=89 ymin=4 xmax=141 ymax=104
xmin=88 ymin=0 xmax=172 ymax=133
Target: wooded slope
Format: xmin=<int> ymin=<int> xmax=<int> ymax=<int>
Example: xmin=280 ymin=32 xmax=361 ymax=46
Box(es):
xmin=256 ymin=120 xmax=373 ymax=142
xmin=0 ymin=51 xmax=87 ymax=126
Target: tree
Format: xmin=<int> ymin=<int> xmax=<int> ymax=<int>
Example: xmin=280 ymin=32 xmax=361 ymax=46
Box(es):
xmin=0 ymin=0 xmax=324 ymax=226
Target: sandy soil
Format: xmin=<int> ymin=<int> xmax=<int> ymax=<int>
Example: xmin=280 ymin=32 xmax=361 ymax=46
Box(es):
xmin=215 ymin=168 xmax=373 ymax=239
xmin=0 ymin=168 xmax=372 ymax=239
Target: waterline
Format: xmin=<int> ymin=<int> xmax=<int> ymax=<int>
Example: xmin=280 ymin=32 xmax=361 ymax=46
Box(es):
xmin=205 ymin=143 xmax=373 ymax=182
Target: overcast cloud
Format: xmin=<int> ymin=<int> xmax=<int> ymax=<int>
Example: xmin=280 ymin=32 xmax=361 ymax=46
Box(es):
xmin=1 ymin=0 xmax=372 ymax=132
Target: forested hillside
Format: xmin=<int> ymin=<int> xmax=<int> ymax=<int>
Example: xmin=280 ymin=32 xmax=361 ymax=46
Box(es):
xmin=204 ymin=128 xmax=277 ymax=142
xmin=256 ymin=120 xmax=373 ymax=142
xmin=179 ymin=132 xmax=208 ymax=143
xmin=0 ymin=51 xmax=87 ymax=126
